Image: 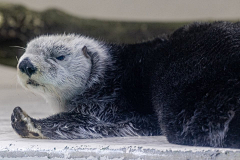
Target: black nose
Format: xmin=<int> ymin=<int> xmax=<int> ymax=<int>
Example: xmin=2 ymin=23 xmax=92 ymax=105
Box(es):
xmin=18 ymin=58 xmax=37 ymax=77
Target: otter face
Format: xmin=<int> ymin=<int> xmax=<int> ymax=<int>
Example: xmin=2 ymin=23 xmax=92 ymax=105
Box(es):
xmin=17 ymin=35 xmax=93 ymax=106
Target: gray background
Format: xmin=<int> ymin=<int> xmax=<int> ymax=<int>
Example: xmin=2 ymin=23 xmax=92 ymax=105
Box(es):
xmin=0 ymin=0 xmax=240 ymax=22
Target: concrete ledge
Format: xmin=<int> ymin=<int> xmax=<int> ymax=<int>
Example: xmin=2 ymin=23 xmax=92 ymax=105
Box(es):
xmin=1 ymin=136 xmax=240 ymax=160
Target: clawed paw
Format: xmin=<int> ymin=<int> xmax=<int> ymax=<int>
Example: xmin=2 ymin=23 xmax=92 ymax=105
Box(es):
xmin=11 ymin=107 xmax=45 ymax=139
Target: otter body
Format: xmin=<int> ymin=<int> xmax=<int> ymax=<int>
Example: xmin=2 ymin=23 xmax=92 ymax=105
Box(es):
xmin=12 ymin=21 xmax=240 ymax=148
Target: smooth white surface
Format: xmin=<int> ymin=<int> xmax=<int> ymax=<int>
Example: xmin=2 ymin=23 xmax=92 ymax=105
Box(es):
xmin=0 ymin=64 xmax=240 ymax=159
xmin=0 ymin=0 xmax=240 ymax=22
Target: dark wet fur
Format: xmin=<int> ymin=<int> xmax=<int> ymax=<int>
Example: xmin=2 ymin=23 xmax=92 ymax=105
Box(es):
xmin=12 ymin=21 xmax=240 ymax=148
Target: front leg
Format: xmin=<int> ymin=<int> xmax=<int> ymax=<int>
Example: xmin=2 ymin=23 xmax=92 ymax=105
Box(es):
xmin=11 ymin=107 xmax=46 ymax=139
xmin=11 ymin=106 xmax=161 ymax=139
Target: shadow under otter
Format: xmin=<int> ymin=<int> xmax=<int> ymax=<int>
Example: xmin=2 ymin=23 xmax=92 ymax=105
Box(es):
xmin=11 ymin=21 xmax=240 ymax=148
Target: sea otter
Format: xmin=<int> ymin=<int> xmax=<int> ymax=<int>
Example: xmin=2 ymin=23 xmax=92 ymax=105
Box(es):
xmin=11 ymin=21 xmax=240 ymax=148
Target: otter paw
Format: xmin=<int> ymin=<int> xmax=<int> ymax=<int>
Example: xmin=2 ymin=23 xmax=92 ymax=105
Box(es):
xmin=11 ymin=107 xmax=45 ymax=139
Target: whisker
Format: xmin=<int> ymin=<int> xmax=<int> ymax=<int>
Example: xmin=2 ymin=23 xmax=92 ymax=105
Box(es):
xmin=9 ymin=46 xmax=26 ymax=50
xmin=14 ymin=75 xmax=19 ymax=90
xmin=16 ymin=56 xmax=19 ymax=62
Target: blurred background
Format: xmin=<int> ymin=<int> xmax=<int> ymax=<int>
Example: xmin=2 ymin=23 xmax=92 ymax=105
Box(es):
xmin=0 ymin=0 xmax=239 ymax=67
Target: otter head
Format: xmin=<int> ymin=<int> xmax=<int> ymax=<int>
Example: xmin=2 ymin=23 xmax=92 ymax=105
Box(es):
xmin=17 ymin=34 xmax=108 ymax=112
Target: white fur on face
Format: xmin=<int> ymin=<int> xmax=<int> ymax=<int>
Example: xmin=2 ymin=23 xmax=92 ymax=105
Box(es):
xmin=17 ymin=34 xmax=108 ymax=112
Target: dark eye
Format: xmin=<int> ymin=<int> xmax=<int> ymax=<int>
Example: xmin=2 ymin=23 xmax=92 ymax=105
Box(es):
xmin=56 ymin=55 xmax=65 ymax=61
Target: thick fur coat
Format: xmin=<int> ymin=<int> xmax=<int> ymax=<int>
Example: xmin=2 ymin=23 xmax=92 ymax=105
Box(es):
xmin=11 ymin=21 xmax=240 ymax=148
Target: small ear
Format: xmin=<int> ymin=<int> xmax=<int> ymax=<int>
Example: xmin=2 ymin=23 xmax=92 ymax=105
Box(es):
xmin=82 ymin=46 xmax=90 ymax=59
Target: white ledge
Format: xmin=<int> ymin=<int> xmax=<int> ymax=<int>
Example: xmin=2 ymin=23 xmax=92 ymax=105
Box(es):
xmin=1 ymin=136 xmax=240 ymax=159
